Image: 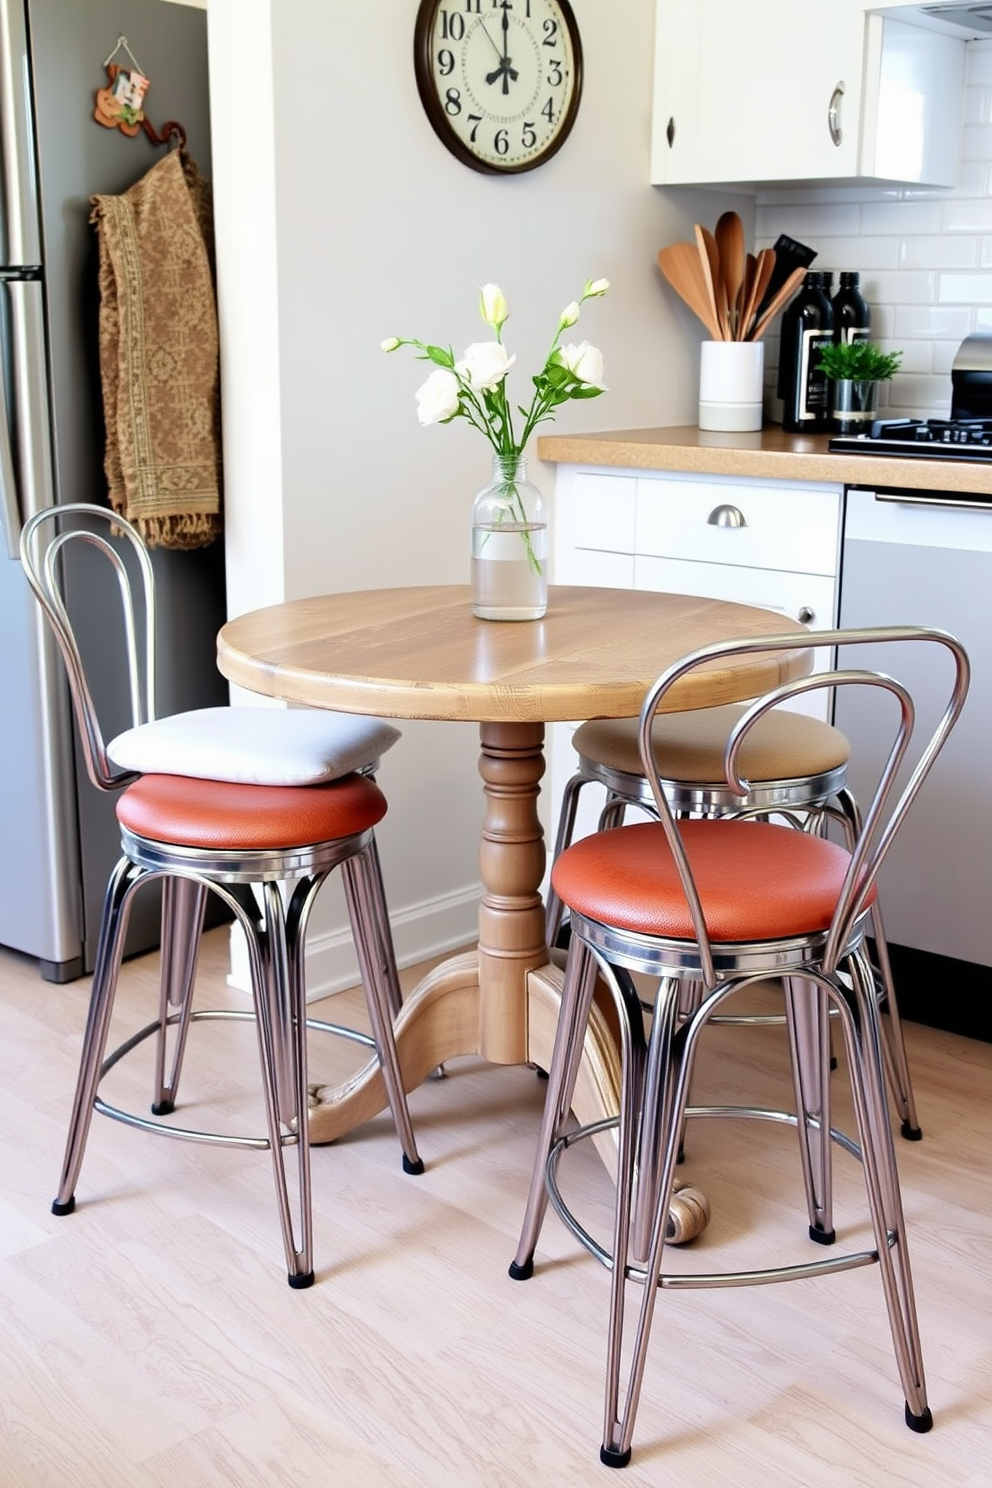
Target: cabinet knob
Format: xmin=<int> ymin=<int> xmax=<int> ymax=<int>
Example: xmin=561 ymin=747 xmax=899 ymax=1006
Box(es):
xmin=798 ymin=606 xmax=815 ymax=625
xmin=666 ymin=116 xmax=675 ymax=148
xmin=707 ymin=504 xmax=747 ymax=528
xmin=828 ymin=83 xmax=845 ymax=147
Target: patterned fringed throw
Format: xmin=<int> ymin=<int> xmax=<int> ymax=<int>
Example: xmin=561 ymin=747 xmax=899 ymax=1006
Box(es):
xmin=92 ymin=149 xmax=222 ymax=549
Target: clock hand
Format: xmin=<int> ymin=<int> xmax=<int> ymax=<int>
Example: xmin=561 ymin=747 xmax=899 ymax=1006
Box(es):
xmin=493 ymin=3 xmax=517 ymax=93
xmin=485 ymin=58 xmax=519 ymax=87
xmin=476 ymin=17 xmax=504 ymax=63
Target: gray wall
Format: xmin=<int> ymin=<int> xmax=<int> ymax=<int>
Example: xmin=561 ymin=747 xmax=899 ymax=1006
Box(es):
xmin=206 ymin=0 xmax=750 ymax=987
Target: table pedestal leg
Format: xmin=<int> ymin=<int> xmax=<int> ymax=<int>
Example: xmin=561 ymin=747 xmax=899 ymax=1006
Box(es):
xmin=308 ymin=721 xmax=546 ymax=1140
xmin=476 ymin=721 xmax=548 ymax=1064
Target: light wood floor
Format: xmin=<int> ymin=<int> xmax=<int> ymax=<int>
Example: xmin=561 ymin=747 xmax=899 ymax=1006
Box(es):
xmin=1 ymin=928 xmax=990 ymax=1486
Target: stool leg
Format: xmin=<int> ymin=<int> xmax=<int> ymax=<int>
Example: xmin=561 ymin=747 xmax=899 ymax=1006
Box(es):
xmin=545 ymin=773 xmax=586 ymax=948
xmin=52 ymin=856 xmax=143 ymax=1216
xmin=783 ymin=976 xmax=835 ymax=1245
xmin=835 ymin=788 xmax=921 ymax=1138
xmin=341 ymin=846 xmax=423 ymax=1175
xmin=831 ymin=951 xmax=930 ymax=1430
xmin=151 ymin=876 xmax=209 ymax=1116
xmin=631 ymin=975 xmax=683 ymax=1262
xmin=240 ymin=880 xmax=314 ymax=1288
xmin=601 ymin=976 xmax=693 ymax=1468
xmin=510 ymin=940 xmax=601 ymax=1279
xmin=364 ymin=836 xmax=403 ymax=1019
xmin=870 ymin=901 xmax=921 ymax=1140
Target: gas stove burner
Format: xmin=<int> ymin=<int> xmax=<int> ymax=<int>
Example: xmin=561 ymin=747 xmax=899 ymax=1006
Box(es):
xmin=872 ymin=417 xmax=992 ymax=443
xmin=829 ymin=416 xmax=992 ymax=460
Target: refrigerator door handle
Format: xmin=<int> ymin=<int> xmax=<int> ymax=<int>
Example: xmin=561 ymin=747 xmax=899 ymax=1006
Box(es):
xmin=0 ymin=322 xmax=20 ymax=556
xmin=1 ymin=0 xmax=42 ymax=266
xmin=1 ymin=277 xmax=55 ymax=558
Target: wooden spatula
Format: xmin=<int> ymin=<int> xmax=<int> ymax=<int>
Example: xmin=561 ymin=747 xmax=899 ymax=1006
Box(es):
xmin=658 ymin=242 xmax=723 ymax=341
xmin=738 ymin=247 xmax=776 ymax=342
xmin=695 ymin=224 xmax=728 ymax=339
xmin=715 ymin=212 xmax=746 ymax=339
xmin=750 ymin=264 xmax=809 ymax=341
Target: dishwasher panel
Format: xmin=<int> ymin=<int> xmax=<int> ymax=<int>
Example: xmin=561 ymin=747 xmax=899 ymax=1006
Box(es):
xmin=837 ymin=488 xmax=992 ymax=969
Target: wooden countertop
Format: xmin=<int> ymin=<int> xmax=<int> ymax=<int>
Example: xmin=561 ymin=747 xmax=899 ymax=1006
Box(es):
xmin=537 ymin=425 xmax=992 ymax=497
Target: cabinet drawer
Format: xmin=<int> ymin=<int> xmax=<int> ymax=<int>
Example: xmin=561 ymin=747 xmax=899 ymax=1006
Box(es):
xmin=555 ymin=546 xmax=635 ymax=588
xmin=568 ymin=472 xmax=637 ymax=553
xmin=635 ymin=479 xmax=841 ymax=576
xmin=634 ymin=555 xmax=836 ymax=630
xmin=635 ymin=557 xmax=835 ymax=720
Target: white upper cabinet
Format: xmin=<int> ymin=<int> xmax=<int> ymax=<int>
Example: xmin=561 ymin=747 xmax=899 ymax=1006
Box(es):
xmin=650 ymin=2 xmax=966 ymax=189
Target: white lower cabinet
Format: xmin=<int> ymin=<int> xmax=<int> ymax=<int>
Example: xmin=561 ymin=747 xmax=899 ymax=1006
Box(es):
xmin=546 ymin=465 xmax=844 ymax=859
xmin=634 ymin=556 xmax=836 ymax=632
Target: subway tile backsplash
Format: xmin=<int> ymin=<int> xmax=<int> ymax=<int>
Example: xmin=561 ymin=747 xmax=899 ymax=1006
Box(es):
xmin=757 ymin=39 xmax=992 ymax=420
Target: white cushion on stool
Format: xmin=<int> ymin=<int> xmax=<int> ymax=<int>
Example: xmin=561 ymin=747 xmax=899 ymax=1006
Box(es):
xmin=108 ymin=707 xmax=401 ymax=786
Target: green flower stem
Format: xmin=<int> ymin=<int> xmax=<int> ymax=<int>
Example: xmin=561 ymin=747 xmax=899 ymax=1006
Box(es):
xmin=389 ymin=278 xmax=608 ymax=577
xmin=487 ymin=466 xmax=543 ymax=576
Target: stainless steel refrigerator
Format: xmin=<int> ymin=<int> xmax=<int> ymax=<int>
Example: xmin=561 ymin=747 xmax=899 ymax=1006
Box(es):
xmin=0 ymin=0 xmax=227 ymax=982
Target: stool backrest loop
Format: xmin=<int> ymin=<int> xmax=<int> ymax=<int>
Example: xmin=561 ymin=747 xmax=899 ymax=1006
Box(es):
xmin=637 ymin=627 xmax=971 ymax=987
xmin=20 ymin=503 xmax=157 ymax=792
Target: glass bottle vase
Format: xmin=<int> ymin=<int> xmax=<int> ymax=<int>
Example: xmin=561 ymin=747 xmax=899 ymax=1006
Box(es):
xmin=470 ymin=452 xmax=548 ymax=621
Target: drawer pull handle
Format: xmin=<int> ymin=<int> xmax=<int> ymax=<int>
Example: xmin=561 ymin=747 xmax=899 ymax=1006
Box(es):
xmin=707 ymin=504 xmax=747 ymax=528
xmin=798 ymin=606 xmax=815 ymax=624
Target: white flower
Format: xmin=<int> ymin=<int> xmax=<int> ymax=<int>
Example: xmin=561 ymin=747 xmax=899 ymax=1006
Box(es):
xmin=559 ymin=301 xmax=580 ymax=329
xmin=380 ymin=336 xmax=401 ymax=352
xmin=456 ymin=340 xmax=516 ymax=391
xmin=479 ymin=283 xmax=509 ymax=329
xmin=415 ymin=367 xmax=461 ymax=425
xmin=584 ymin=277 xmax=610 ymax=298
xmin=558 ymin=340 xmax=606 ymax=389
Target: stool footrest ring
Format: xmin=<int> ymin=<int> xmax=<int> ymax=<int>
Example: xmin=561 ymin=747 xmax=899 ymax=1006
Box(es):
xmin=545 ymin=1112 xmax=886 ymax=1290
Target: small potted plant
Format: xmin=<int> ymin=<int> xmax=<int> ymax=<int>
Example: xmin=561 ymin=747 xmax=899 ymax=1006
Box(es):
xmin=816 ymin=340 xmax=903 ymax=434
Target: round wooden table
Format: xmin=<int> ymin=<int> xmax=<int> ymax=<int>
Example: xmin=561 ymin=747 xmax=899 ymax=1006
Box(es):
xmin=218 ymin=585 xmax=810 ymax=1145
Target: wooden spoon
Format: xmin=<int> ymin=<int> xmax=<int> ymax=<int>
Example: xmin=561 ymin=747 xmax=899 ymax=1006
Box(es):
xmin=715 ymin=212 xmax=746 ymax=339
xmin=750 ymin=264 xmax=810 ymax=341
xmin=736 ymin=252 xmax=756 ymax=338
xmin=695 ymin=224 xmax=728 ymax=339
xmin=738 ymin=247 xmax=776 ymax=342
xmin=657 ymin=243 xmax=722 ymax=340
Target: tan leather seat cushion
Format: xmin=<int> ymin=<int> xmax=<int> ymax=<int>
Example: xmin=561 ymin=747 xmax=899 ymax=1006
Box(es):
xmin=573 ymin=705 xmax=850 ymax=784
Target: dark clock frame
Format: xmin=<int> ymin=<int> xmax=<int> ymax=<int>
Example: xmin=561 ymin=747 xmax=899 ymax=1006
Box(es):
xmin=412 ymin=0 xmax=584 ymax=176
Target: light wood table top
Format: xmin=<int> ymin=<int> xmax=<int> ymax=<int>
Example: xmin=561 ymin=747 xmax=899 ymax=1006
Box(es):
xmin=217 ymin=584 xmax=811 ymax=1159
xmin=217 ymin=584 xmax=812 ymax=723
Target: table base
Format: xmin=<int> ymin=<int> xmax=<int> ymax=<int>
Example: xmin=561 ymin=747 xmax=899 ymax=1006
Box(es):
xmin=307 ymin=954 xmax=621 ymax=1166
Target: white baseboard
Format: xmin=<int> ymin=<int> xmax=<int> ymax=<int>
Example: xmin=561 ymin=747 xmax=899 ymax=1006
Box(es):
xmin=226 ymin=880 xmax=481 ymax=1000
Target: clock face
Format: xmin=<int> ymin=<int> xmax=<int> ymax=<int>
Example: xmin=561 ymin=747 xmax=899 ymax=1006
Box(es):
xmin=414 ymin=0 xmax=583 ymax=175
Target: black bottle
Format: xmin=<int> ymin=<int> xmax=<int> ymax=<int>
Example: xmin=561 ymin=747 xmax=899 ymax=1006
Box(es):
xmin=778 ymin=271 xmax=834 ymax=434
xmin=832 ymin=270 xmax=870 ymax=345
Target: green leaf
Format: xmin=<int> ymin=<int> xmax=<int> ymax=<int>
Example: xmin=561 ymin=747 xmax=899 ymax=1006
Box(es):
xmin=815 ymin=340 xmax=902 ymax=381
xmin=425 ymin=344 xmax=455 ymax=367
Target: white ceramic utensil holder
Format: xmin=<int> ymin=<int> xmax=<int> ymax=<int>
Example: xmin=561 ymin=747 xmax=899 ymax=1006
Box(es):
xmin=698 ymin=340 xmax=765 ymax=431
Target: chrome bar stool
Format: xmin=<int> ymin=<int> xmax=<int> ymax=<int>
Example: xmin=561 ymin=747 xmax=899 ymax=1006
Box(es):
xmin=21 ymin=504 xmax=423 ymax=1288
xmin=546 ymin=698 xmax=922 ymax=1141
xmin=511 ymin=626 xmax=968 ymax=1468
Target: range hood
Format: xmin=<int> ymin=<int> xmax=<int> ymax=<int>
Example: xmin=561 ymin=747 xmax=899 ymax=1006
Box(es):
xmin=873 ymin=3 xmax=992 ymax=36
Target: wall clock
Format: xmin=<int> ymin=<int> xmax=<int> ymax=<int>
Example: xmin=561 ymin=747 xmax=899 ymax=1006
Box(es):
xmin=413 ymin=0 xmax=583 ymax=175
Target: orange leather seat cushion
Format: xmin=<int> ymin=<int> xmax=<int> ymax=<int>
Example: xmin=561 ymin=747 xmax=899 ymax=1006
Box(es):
xmin=574 ymin=706 xmax=850 ymax=784
xmin=552 ymin=818 xmax=874 ymax=943
xmin=117 ymin=772 xmax=387 ymax=850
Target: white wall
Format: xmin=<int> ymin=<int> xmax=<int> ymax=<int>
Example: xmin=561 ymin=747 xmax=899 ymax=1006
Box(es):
xmin=758 ymin=40 xmax=992 ymax=420
xmin=206 ymin=0 xmax=749 ymax=991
